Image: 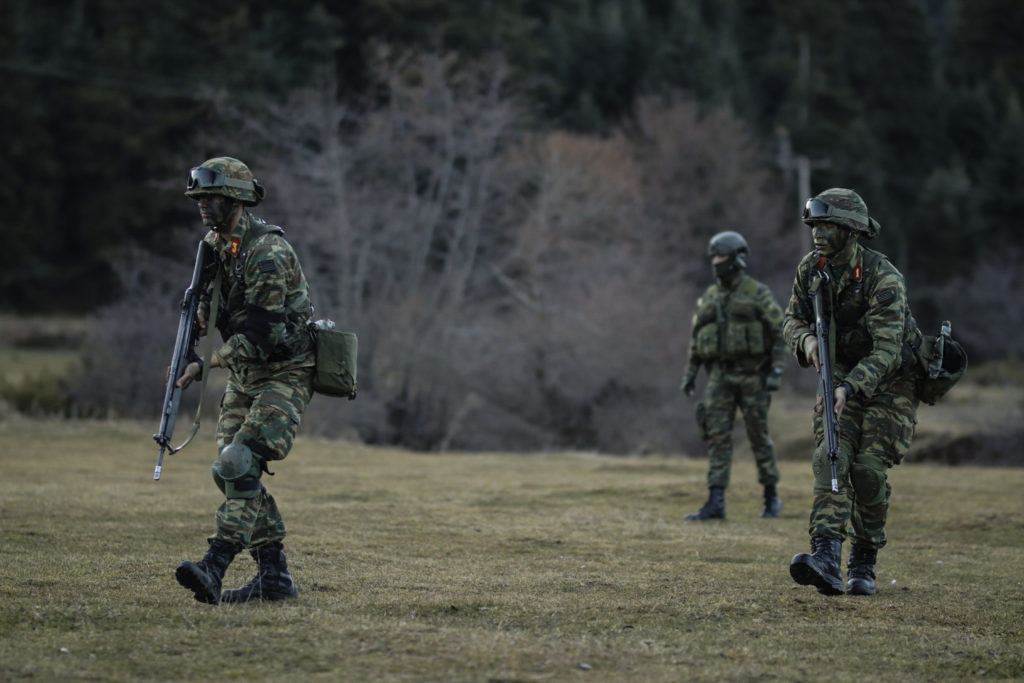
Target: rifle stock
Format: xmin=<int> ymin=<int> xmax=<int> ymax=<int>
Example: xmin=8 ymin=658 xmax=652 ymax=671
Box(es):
xmin=153 ymin=240 xmax=215 ymax=480
xmin=811 ymin=258 xmax=840 ymax=494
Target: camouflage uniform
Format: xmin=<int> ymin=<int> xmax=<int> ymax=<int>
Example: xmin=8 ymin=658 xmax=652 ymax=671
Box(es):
xmin=784 ymin=242 xmax=918 ymax=548
xmin=174 ymin=157 xmax=314 ymax=605
xmin=682 ymin=232 xmax=786 ymax=519
xmin=201 ymin=211 xmax=315 ymax=548
xmin=784 ymin=187 xmax=920 ymax=596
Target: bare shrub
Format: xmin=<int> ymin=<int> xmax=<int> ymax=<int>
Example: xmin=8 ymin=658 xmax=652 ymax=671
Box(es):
xmin=915 ymin=246 xmax=1024 ymax=365
xmin=68 ymin=245 xmax=225 ymax=422
xmin=94 ymin=50 xmax=793 ymax=454
xmin=207 ymin=50 xmax=527 ymax=447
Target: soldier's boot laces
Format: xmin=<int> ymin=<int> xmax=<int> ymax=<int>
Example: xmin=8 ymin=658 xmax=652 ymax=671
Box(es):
xmin=789 ymin=536 xmax=844 ymax=596
xmin=760 ymin=484 xmax=782 ymax=518
xmin=175 ymin=539 xmax=238 ymax=605
xmin=220 ymin=541 xmax=298 ymax=603
xmin=685 ymin=486 xmax=725 ymax=521
xmin=846 ymin=545 xmax=878 ymax=596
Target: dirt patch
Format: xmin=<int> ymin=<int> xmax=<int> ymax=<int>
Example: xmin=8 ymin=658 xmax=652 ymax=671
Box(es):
xmin=908 ymin=430 xmax=1024 ymax=466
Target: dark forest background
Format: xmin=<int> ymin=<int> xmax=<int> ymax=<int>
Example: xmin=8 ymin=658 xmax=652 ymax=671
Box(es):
xmin=2 ymin=0 xmax=1022 ymax=453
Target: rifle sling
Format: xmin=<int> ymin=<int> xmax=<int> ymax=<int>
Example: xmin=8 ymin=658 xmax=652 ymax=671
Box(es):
xmin=811 ymin=266 xmax=838 ymax=373
xmin=825 ymin=274 xmax=837 ymax=373
xmin=171 ymin=266 xmax=223 ymax=454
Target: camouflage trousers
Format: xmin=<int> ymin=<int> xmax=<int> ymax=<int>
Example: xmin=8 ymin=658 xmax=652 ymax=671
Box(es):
xmin=209 ymin=364 xmax=314 ymax=549
xmin=808 ymin=373 xmax=918 ymax=549
xmin=699 ymin=366 xmax=779 ymax=490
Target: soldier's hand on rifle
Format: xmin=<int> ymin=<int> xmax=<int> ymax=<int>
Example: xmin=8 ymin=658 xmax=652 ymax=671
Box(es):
xmin=175 ymin=354 xmax=220 ymax=389
xmin=175 ymin=362 xmax=202 ymax=389
xmin=802 ymin=334 xmax=820 ymax=372
xmin=815 ymin=383 xmax=850 ymax=418
xmin=833 ymin=382 xmax=852 ymax=419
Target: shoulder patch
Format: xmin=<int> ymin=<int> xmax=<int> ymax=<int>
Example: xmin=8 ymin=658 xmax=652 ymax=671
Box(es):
xmin=257 ymin=259 xmax=276 ymax=274
xmin=875 ymin=289 xmax=896 ymax=306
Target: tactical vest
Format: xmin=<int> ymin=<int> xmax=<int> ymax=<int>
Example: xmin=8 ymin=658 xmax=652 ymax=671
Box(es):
xmin=826 ymin=248 xmax=966 ymax=404
xmin=214 ymin=218 xmax=312 ymax=361
xmin=826 ymin=247 xmax=921 ymax=371
xmin=693 ymin=276 xmax=772 ymax=361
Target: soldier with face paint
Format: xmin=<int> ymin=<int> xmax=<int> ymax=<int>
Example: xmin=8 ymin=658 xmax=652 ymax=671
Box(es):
xmin=783 ymin=187 xmax=920 ymax=596
xmin=681 ymin=231 xmax=786 ymax=521
xmin=172 ymin=157 xmax=316 ymax=605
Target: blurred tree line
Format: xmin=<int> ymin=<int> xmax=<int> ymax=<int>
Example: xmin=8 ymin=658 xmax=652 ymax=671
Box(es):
xmin=4 ymin=0 xmax=1022 ymax=452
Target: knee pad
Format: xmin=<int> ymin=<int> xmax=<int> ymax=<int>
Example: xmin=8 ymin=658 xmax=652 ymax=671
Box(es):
xmin=812 ymin=441 xmax=851 ymax=491
xmin=212 ymin=443 xmax=263 ymax=499
xmin=850 ymin=463 xmax=887 ymax=507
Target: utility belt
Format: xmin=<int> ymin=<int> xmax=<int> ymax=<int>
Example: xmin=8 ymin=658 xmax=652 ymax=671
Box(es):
xmin=218 ymin=310 xmax=312 ymax=362
xmin=710 ymin=357 xmax=766 ymax=374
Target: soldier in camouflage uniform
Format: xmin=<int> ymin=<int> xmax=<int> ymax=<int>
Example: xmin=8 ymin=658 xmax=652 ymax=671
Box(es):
xmin=173 ymin=157 xmax=315 ymax=604
xmin=681 ymin=231 xmax=786 ymax=521
xmin=783 ymin=188 xmax=919 ymax=596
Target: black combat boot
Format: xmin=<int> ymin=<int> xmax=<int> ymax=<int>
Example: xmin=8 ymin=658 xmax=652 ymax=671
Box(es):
xmin=846 ymin=545 xmax=878 ymax=596
xmin=789 ymin=536 xmax=844 ymax=596
xmin=685 ymin=486 xmax=726 ymax=521
xmin=220 ymin=541 xmax=298 ymax=603
xmin=760 ymin=484 xmax=782 ymax=518
xmin=175 ymin=539 xmax=239 ymax=605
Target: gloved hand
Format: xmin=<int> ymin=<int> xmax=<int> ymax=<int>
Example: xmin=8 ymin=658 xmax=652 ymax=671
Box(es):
xmin=802 ymin=334 xmax=820 ymax=371
xmin=764 ymin=367 xmax=783 ymax=392
xmin=681 ymin=375 xmax=696 ymax=397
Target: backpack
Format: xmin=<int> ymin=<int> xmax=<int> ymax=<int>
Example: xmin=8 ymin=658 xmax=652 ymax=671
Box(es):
xmin=860 ymin=249 xmax=967 ymax=405
xmin=906 ymin=319 xmax=967 ymax=405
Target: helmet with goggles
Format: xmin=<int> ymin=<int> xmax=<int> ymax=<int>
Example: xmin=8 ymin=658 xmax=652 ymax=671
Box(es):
xmin=802 ymin=187 xmax=880 ymax=239
xmin=184 ymin=157 xmax=266 ymax=206
xmin=708 ymin=231 xmax=749 ymax=269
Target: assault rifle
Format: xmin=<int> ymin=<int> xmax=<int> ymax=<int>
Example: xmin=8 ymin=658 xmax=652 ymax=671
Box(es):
xmin=811 ymin=257 xmax=840 ymax=494
xmin=152 ymin=240 xmax=218 ymax=481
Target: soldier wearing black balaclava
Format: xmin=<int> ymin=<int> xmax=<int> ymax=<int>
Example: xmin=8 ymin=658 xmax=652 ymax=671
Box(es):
xmin=681 ymin=231 xmax=786 ymax=521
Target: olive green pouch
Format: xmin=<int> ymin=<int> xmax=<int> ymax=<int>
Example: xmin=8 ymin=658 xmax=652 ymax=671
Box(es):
xmin=310 ymin=325 xmax=358 ymax=399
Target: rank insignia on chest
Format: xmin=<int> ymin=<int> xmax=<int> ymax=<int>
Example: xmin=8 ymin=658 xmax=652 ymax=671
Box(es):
xmin=230 ymin=238 xmax=241 ymax=256
xmin=853 ymin=263 xmax=863 ymax=282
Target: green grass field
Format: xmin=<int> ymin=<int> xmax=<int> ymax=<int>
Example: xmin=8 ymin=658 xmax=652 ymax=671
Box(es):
xmin=0 ymin=417 xmax=1021 ymax=682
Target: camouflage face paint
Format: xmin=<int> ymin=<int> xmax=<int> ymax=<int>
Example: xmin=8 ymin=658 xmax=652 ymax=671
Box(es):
xmin=811 ymin=222 xmax=851 ymax=258
xmin=197 ymin=194 xmax=237 ymax=231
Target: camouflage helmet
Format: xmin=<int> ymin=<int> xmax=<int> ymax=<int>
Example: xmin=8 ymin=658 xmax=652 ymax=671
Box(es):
xmin=802 ymin=187 xmax=880 ymax=239
xmin=184 ymin=156 xmax=266 ymax=206
xmin=708 ymin=231 xmax=749 ymax=269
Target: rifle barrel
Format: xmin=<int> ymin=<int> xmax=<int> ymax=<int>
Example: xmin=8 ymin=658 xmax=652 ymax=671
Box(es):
xmin=152 ymin=239 xmax=212 ymax=481
xmin=812 ymin=264 xmax=840 ymax=494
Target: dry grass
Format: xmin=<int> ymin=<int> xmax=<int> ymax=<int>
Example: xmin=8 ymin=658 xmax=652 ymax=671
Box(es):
xmin=0 ymin=417 xmax=1021 ymax=682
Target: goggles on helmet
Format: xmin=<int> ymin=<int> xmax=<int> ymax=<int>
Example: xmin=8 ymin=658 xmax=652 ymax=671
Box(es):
xmin=802 ymin=198 xmax=869 ymax=227
xmin=187 ymin=167 xmax=255 ymax=192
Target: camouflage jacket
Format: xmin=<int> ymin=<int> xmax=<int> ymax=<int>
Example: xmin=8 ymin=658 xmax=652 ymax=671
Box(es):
xmin=200 ymin=212 xmax=314 ymax=372
xmin=783 ymin=241 xmax=910 ymax=398
xmin=685 ymin=272 xmax=786 ymax=376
